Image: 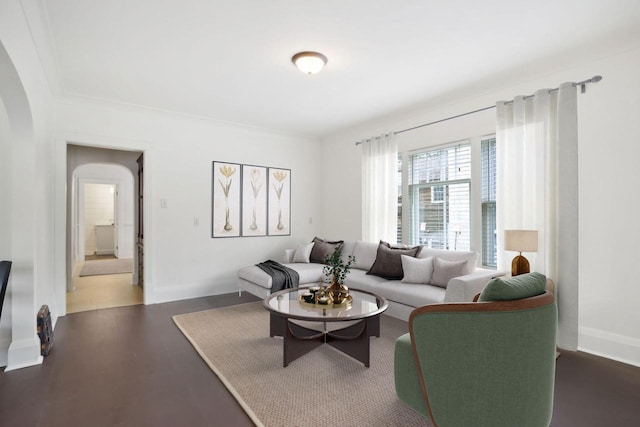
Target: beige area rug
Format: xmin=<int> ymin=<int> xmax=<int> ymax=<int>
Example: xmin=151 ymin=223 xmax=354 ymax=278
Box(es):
xmin=79 ymin=258 xmax=134 ymax=277
xmin=173 ymin=302 xmax=431 ymax=427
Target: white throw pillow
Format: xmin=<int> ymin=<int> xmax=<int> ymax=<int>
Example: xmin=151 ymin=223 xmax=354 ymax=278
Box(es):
xmin=400 ymin=255 xmax=434 ymax=284
xmin=283 ymin=249 xmax=295 ymax=263
xmin=293 ymin=242 xmax=315 ymax=263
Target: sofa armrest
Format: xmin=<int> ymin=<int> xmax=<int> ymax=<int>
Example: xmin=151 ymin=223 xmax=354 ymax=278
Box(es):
xmin=444 ymin=268 xmax=506 ymax=302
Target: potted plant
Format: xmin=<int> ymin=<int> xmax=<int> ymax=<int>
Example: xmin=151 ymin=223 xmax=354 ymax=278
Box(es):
xmin=323 ymin=248 xmax=355 ymax=304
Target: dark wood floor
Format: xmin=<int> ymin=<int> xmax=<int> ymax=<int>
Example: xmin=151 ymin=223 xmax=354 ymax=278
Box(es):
xmin=1 ymin=293 xmax=639 ymax=427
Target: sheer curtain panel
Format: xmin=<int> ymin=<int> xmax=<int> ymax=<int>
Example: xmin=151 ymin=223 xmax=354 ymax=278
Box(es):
xmin=496 ymin=83 xmax=578 ymax=350
xmin=361 ymin=133 xmax=398 ymax=243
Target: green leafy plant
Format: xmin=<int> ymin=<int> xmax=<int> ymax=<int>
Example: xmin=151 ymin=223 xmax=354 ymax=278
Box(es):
xmin=322 ymin=248 xmax=355 ymax=285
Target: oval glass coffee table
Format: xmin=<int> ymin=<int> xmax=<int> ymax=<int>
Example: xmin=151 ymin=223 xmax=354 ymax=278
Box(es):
xmin=263 ymin=286 xmax=388 ymax=367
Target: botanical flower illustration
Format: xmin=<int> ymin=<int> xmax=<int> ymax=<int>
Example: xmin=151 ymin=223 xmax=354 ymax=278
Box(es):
xmin=249 ymin=168 xmax=263 ymax=231
xmin=218 ymin=165 xmax=236 ymax=231
xmin=272 ymin=170 xmax=288 ymax=230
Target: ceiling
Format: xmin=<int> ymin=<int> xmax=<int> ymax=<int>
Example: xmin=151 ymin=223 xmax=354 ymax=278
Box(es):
xmin=42 ymin=0 xmax=640 ymax=137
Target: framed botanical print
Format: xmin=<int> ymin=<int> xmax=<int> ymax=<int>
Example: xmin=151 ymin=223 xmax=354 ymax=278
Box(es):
xmin=241 ymin=164 xmax=267 ymax=236
xmin=267 ymin=167 xmax=291 ymax=236
xmin=212 ymin=161 xmax=241 ymax=237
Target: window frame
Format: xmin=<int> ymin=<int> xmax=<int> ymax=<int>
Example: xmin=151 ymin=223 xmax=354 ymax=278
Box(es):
xmin=397 ymin=134 xmax=497 ymax=268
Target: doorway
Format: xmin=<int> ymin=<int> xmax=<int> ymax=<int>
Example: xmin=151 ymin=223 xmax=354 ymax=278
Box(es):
xmin=66 ymin=147 xmax=144 ymax=313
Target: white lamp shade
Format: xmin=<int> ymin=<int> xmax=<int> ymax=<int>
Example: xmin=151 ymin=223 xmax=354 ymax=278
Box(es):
xmin=292 ymin=52 xmax=327 ymax=75
xmin=504 ymin=230 xmax=538 ymax=253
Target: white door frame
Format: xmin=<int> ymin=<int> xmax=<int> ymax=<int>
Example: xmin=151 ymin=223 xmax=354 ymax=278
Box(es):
xmin=54 ymin=137 xmax=154 ymax=317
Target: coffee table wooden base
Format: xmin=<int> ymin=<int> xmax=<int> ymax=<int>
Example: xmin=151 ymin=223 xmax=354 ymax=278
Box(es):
xmin=270 ymin=313 xmax=381 ymax=367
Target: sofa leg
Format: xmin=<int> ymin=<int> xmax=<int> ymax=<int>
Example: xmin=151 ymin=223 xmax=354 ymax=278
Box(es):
xmin=238 ymin=289 xmax=242 ymax=297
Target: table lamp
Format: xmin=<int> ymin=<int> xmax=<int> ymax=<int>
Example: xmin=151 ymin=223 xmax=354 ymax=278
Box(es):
xmin=504 ymin=230 xmax=538 ymax=276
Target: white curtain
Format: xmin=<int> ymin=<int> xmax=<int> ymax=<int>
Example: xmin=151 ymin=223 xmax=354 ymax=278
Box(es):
xmin=361 ymin=133 xmax=398 ymax=243
xmin=496 ymin=83 xmax=579 ymax=350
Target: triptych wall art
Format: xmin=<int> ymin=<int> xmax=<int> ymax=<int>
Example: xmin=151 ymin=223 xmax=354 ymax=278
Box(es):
xmin=212 ymin=161 xmax=291 ymax=238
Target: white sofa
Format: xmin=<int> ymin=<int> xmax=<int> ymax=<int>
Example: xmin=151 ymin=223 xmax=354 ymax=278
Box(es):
xmin=237 ymin=240 xmax=502 ymax=321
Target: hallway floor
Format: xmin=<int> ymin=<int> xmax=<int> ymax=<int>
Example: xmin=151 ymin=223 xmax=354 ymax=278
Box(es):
xmin=66 ymin=264 xmax=143 ymax=314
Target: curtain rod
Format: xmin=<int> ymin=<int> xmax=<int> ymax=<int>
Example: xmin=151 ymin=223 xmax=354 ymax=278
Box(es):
xmin=355 ymin=75 xmax=602 ymax=146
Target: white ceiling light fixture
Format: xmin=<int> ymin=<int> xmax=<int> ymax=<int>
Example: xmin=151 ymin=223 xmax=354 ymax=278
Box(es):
xmin=291 ymin=51 xmax=328 ymax=75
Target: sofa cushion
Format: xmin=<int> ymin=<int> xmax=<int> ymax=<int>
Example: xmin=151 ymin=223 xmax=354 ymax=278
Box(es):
xmin=238 ymin=265 xmax=273 ymax=289
xmin=286 ymin=263 xmax=325 ymax=284
xmin=238 ymin=263 xmax=324 ymax=289
xmin=400 ymin=255 xmax=433 ymax=284
xmin=479 ymin=272 xmax=546 ymax=302
xmin=346 ymin=270 xmax=446 ymax=307
xmin=309 ymin=237 xmax=344 ymax=264
xmin=430 ymin=257 xmax=468 ymax=288
xmin=352 ymin=240 xmax=380 ymax=270
xmin=367 ymin=241 xmax=420 ymax=280
xmin=293 ymin=242 xmax=315 ymax=263
xmin=379 ymin=280 xmax=446 ymax=307
xmin=418 ymin=248 xmax=478 ymax=275
xmin=345 ymin=269 xmax=388 ymax=290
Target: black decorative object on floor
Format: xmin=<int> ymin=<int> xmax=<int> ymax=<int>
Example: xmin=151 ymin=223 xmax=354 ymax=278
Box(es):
xmin=0 ymin=260 xmax=11 ymax=322
xmin=37 ymin=304 xmax=54 ymax=356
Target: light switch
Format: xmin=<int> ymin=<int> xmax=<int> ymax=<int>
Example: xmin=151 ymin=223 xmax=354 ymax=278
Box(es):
xmin=160 ymin=199 xmax=168 ymax=208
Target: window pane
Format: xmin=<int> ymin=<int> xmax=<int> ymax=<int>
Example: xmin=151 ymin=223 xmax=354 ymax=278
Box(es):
xmin=408 ymin=143 xmax=471 ymax=250
xmin=397 ymin=155 xmax=402 ymax=243
xmin=481 ymin=138 xmax=497 ymax=267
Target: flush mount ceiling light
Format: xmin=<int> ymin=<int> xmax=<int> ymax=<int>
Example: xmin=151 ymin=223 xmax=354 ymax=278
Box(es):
xmin=291 ymin=51 xmax=327 ymax=75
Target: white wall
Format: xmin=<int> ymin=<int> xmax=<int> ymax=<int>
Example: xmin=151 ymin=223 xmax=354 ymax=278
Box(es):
xmin=0 ymin=0 xmax=55 ymax=369
xmin=54 ymin=97 xmax=324 ymax=306
xmin=0 ymin=89 xmax=13 ymax=367
xmin=321 ymin=44 xmax=640 ymax=367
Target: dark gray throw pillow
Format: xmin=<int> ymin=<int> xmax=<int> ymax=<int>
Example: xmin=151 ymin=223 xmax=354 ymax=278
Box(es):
xmin=366 ymin=241 xmax=420 ymax=280
xmin=309 ymin=237 xmax=344 ymax=264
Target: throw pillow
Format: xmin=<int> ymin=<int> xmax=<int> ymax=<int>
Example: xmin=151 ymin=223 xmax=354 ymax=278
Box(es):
xmin=400 ymin=255 xmax=434 ymax=284
xmin=292 ymin=242 xmax=315 ymax=263
xmin=479 ymin=272 xmax=546 ymax=302
xmin=366 ymin=241 xmax=420 ymax=280
xmin=283 ymin=249 xmax=295 ymax=264
xmin=309 ymin=237 xmax=344 ymax=264
xmin=430 ymin=257 xmax=467 ymax=288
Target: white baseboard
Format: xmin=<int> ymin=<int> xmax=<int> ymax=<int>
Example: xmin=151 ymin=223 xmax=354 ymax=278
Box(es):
xmin=95 ymin=249 xmax=114 ymax=255
xmin=5 ymin=336 xmax=43 ymax=371
xmin=0 ymin=336 xmax=11 ymax=367
xmin=152 ymin=281 xmax=238 ymax=305
xmin=579 ymin=326 xmax=640 ymax=368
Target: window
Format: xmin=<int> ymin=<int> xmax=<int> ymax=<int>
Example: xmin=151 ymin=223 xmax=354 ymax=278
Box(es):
xmin=481 ymin=137 xmax=497 ymax=267
xmin=396 ymin=155 xmax=402 ymax=244
xmin=406 ymin=144 xmax=471 ymax=250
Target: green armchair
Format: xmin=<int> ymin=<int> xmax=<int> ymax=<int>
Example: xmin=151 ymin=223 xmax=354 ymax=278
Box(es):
xmin=394 ymin=273 xmax=557 ymax=427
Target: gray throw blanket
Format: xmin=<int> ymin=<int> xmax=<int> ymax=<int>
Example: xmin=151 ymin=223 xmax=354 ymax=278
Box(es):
xmin=256 ymin=260 xmax=300 ymax=293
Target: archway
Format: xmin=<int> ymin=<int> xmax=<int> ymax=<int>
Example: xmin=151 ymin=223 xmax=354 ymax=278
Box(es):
xmin=67 ymin=162 xmax=140 ymax=313
xmin=0 ymin=41 xmax=42 ymax=370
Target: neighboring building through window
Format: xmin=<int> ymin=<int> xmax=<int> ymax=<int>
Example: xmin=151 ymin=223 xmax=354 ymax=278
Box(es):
xmin=396 ymin=135 xmax=497 ymax=267
xmin=406 ymin=143 xmax=471 ymax=250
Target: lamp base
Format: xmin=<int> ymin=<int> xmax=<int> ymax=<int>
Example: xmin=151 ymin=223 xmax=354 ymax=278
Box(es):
xmin=511 ymin=255 xmax=530 ymax=276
